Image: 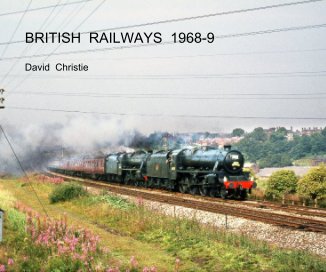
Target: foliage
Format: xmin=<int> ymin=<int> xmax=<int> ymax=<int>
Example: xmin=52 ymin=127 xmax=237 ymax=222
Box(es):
xmin=76 ymin=191 xmax=326 ymax=271
xmin=49 ymin=183 xmax=87 ymax=203
xmin=96 ymin=194 xmax=136 ymax=210
xmin=2 ymin=179 xmax=326 ymax=271
xmin=235 ymin=127 xmax=326 ymax=168
xmin=265 ymin=170 xmax=298 ymax=199
xmin=232 ymin=128 xmax=245 ymax=137
xmin=297 ymin=164 xmax=326 ymax=200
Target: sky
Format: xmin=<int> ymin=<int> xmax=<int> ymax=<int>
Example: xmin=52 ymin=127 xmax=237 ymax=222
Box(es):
xmin=0 ymin=0 xmax=326 ymax=136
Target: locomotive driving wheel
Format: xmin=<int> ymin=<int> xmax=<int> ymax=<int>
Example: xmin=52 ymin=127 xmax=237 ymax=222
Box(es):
xmin=189 ymin=186 xmax=198 ymax=195
xmin=199 ymin=186 xmax=209 ymax=196
xmin=178 ymin=177 xmax=188 ymax=193
xmin=209 ymin=188 xmax=217 ymax=197
xmin=220 ymin=185 xmax=227 ymax=199
xmin=124 ymin=173 xmax=132 ymax=185
xmin=188 ymin=177 xmax=198 ymax=195
xmin=179 ymin=184 xmax=188 ymax=193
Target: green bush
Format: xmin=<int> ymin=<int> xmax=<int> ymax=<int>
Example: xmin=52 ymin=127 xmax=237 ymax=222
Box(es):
xmin=265 ymin=170 xmax=298 ymax=199
xmin=297 ymin=164 xmax=326 ymax=202
xmin=49 ymin=183 xmax=87 ymax=203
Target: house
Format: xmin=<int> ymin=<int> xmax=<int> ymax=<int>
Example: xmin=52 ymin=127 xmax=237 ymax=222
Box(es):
xmin=257 ymin=166 xmax=311 ymax=178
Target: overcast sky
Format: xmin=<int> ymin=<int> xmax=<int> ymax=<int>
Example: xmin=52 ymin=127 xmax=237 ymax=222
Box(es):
xmin=0 ymin=0 xmax=326 ymax=135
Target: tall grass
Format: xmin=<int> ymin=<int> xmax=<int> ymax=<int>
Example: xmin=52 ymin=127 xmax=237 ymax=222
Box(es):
xmin=1 ymin=180 xmax=325 ymax=271
xmin=73 ymin=193 xmax=326 ymax=271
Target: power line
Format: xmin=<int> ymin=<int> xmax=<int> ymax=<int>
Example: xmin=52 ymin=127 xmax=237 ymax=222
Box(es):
xmin=0 ymin=0 xmax=92 ymax=17
xmin=8 ymin=0 xmax=106 ymax=92
xmin=0 ymin=0 xmax=33 ymax=59
xmin=60 ymin=47 xmax=326 ymax=62
xmin=80 ymin=0 xmax=326 ymax=34
xmin=2 ymin=0 xmax=90 ymax=87
xmin=8 ymin=91 xmax=326 ymax=100
xmin=1 ymin=23 xmax=326 ymax=61
xmin=9 ymin=90 xmax=326 ymax=96
xmin=54 ymin=0 xmax=89 ymax=31
xmin=0 ymin=0 xmax=324 ymax=46
xmin=0 ymin=125 xmax=49 ymax=217
xmin=1 ymin=0 xmax=64 ymax=85
xmin=40 ymin=0 xmax=71 ymax=31
xmin=2 ymin=70 xmax=326 ymax=80
xmin=7 ymin=106 xmax=326 ymax=120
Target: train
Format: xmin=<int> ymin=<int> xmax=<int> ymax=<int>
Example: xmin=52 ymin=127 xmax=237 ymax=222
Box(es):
xmin=48 ymin=145 xmax=255 ymax=199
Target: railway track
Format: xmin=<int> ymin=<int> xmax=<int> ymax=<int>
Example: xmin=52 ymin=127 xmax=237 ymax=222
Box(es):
xmin=199 ymin=196 xmax=326 ymax=218
xmin=45 ymin=171 xmax=326 ymax=233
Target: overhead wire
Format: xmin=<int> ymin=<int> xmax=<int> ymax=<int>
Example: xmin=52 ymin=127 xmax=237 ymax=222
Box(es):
xmin=0 ymin=0 xmax=33 ymax=59
xmin=0 ymin=125 xmax=49 ymax=217
xmin=40 ymin=0 xmax=71 ymax=31
xmin=0 ymin=0 xmax=324 ymax=46
xmin=6 ymin=106 xmax=326 ymax=120
xmin=0 ymin=0 xmax=92 ymax=17
xmin=0 ymin=0 xmax=64 ymax=85
xmin=79 ymin=0 xmax=326 ymax=34
xmin=7 ymin=92 xmax=326 ymax=100
xmin=7 ymin=0 xmax=106 ymax=92
xmin=2 ymin=70 xmax=326 ymax=80
xmin=60 ymin=47 xmax=326 ymax=62
xmin=1 ymin=23 xmax=326 ymax=62
xmin=2 ymin=0 xmax=90 ymax=87
xmin=8 ymin=90 xmax=326 ymax=96
xmin=7 ymin=90 xmax=326 ymax=100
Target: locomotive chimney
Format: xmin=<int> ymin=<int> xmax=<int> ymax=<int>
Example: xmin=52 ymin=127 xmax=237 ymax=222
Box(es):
xmin=224 ymin=145 xmax=231 ymax=151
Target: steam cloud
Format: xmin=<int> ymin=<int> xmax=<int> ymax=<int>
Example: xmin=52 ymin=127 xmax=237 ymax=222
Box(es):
xmin=0 ymin=116 xmax=209 ymax=175
xmin=0 ymin=116 xmax=138 ymax=175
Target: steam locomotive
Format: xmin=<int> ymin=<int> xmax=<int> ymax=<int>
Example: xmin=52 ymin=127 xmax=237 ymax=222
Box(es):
xmin=48 ymin=145 xmax=255 ymax=199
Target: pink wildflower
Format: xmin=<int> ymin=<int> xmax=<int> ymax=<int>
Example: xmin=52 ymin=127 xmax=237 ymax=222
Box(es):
xmin=7 ymin=259 xmax=14 ymax=266
xmin=130 ymin=256 xmax=138 ymax=268
xmin=106 ymin=268 xmax=120 ymax=272
xmin=0 ymin=264 xmax=5 ymax=272
xmin=175 ymin=258 xmax=181 ymax=272
xmin=137 ymin=197 xmax=144 ymax=206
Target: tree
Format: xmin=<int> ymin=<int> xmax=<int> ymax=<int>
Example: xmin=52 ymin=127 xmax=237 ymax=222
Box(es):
xmin=321 ymin=127 xmax=326 ymax=137
xmin=265 ymin=170 xmax=298 ymax=199
xmin=277 ymin=127 xmax=287 ymax=135
xmin=297 ymin=164 xmax=326 ymax=204
xmin=232 ymin=128 xmax=245 ymax=137
xmin=250 ymin=127 xmax=267 ymax=142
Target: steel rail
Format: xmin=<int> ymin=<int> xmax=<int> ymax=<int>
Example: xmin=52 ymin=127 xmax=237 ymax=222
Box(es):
xmin=45 ymin=171 xmax=326 ymax=233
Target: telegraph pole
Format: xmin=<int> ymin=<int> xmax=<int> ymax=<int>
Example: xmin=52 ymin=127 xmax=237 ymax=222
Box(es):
xmin=0 ymin=89 xmax=5 ymax=109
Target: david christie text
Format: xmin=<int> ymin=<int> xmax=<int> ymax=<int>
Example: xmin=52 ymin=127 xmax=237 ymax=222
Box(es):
xmin=25 ymin=62 xmax=88 ymax=71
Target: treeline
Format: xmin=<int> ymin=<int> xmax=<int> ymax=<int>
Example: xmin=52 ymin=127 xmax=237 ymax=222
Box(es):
xmin=235 ymin=127 xmax=326 ymax=168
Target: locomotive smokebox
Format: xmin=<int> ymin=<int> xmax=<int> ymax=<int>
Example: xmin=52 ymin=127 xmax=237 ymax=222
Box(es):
xmin=180 ymin=147 xmax=222 ymax=169
xmin=223 ymin=150 xmax=244 ymax=173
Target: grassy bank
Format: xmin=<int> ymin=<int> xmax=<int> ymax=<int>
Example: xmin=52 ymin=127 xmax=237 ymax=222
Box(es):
xmin=0 ymin=177 xmax=325 ymax=271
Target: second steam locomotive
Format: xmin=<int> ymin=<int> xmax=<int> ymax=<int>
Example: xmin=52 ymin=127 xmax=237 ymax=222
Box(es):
xmin=49 ymin=145 xmax=255 ymax=199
